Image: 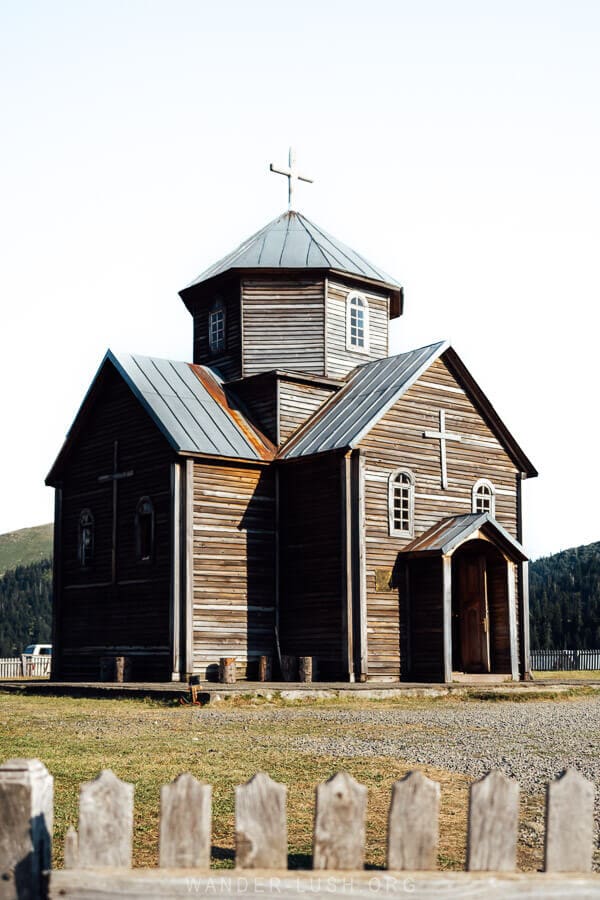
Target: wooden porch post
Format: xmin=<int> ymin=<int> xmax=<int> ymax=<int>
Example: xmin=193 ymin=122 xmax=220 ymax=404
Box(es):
xmin=183 ymin=459 xmax=195 ymax=679
xmin=169 ymin=463 xmax=182 ymax=681
xmin=507 ymin=561 xmax=519 ymax=681
xmin=442 ymin=555 xmax=452 ymax=684
xmin=351 ymin=450 xmax=368 ymax=681
xmin=340 ymin=454 xmax=355 ymax=682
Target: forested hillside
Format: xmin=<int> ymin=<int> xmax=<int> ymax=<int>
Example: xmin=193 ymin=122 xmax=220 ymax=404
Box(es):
xmin=0 ymin=559 xmax=52 ymax=656
xmin=529 ymin=542 xmax=600 ymax=650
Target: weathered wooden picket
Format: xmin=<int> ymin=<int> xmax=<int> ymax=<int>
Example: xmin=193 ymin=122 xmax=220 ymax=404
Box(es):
xmin=0 ymin=759 xmax=598 ymax=899
xmin=0 ymin=655 xmax=51 ymax=679
xmin=531 ymin=648 xmax=600 ymax=671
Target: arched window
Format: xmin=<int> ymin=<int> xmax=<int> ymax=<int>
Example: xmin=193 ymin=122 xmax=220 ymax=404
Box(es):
xmin=208 ymin=299 xmax=226 ymax=353
xmin=389 ymin=470 xmax=414 ymax=536
xmin=472 ymin=479 xmax=495 ymax=516
xmin=78 ymin=509 xmax=94 ymax=567
xmin=135 ymin=497 xmax=155 ymax=562
xmin=346 ymin=291 xmax=369 ymax=353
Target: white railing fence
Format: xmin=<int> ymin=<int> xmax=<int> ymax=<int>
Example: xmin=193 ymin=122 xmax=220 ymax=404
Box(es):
xmin=531 ymin=648 xmax=600 ymax=671
xmin=0 ymin=654 xmax=51 ymax=678
xmin=0 ymin=758 xmax=598 ymax=899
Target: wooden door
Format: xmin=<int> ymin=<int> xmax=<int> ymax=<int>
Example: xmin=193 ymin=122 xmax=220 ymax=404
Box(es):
xmin=457 ymin=555 xmax=490 ymax=673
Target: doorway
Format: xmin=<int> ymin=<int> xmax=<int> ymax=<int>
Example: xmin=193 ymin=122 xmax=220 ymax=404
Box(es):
xmin=452 ymin=540 xmax=511 ymax=674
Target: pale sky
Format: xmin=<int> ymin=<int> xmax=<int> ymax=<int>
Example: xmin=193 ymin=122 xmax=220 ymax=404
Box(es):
xmin=1 ymin=1 xmax=598 ymax=560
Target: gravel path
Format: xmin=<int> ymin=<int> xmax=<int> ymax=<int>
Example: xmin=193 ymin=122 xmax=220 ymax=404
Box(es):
xmin=199 ymin=697 xmax=600 ymax=794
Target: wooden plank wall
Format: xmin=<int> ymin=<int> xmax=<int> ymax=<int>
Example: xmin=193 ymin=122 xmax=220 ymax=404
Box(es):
xmin=278 ymin=380 xmax=336 ymax=444
xmin=408 ymin=558 xmax=445 ymax=682
xmin=279 ymin=455 xmax=344 ymax=679
xmin=242 ymin=278 xmax=325 ymax=377
xmin=325 ymin=280 xmax=389 ymax=378
xmin=231 ymin=375 xmax=278 ymax=444
xmin=192 ymin=462 xmax=275 ymax=680
xmin=359 ymin=357 xmax=521 ymax=680
xmin=192 ymin=280 xmax=242 ymax=381
xmin=57 ymin=366 xmax=172 ymax=681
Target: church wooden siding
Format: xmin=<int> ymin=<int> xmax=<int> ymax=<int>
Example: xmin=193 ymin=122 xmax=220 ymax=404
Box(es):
xmin=56 ymin=367 xmax=173 ymax=681
xmin=279 ymin=454 xmax=345 ymax=678
xmin=232 ymin=374 xmax=278 ymax=444
xmin=242 ymin=278 xmax=325 ymax=377
xmin=407 ymin=558 xmax=445 ymax=681
xmin=191 ymin=461 xmax=275 ymax=681
xmin=359 ymin=357 xmax=521 ymax=680
xmin=278 ymin=380 xmax=336 ymax=443
xmin=325 ymin=280 xmax=389 ymax=378
xmin=192 ymin=279 xmax=242 ymax=381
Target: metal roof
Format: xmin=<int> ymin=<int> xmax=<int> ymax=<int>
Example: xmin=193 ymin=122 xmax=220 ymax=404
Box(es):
xmin=183 ymin=210 xmax=402 ymax=299
xmin=280 ymin=341 xmax=448 ymax=459
xmin=402 ymin=513 xmax=528 ymax=561
xmin=46 ymin=351 xmax=274 ymax=483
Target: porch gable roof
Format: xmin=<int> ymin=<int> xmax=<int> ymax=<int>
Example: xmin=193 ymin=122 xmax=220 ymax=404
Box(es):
xmin=402 ymin=513 xmax=528 ymax=561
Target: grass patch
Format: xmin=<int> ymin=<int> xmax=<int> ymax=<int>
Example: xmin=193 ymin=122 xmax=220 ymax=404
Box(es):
xmin=461 ymin=686 xmax=596 ymax=702
xmin=532 ymin=670 xmax=600 ymax=681
xmin=0 ymin=693 xmax=544 ymax=872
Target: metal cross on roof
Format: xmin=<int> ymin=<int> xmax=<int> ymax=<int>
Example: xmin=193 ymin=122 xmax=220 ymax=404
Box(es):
xmin=269 ymin=147 xmax=313 ymax=210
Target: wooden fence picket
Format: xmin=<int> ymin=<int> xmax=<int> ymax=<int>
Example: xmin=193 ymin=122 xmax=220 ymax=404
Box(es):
xmin=467 ymin=770 xmax=519 ymax=871
xmin=387 ymin=770 xmax=440 ymax=870
xmin=0 ymin=758 xmax=53 ymax=900
xmin=235 ymin=772 xmax=287 ymax=869
xmin=77 ymin=769 xmax=134 ymax=867
xmin=63 ymin=826 xmax=79 ymax=869
xmin=313 ymin=771 xmax=367 ymax=870
xmin=159 ymin=773 xmax=212 ymax=868
xmin=544 ymin=768 xmax=595 ymax=872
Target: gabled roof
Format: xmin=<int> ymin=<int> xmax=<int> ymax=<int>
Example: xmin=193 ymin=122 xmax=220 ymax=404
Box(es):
xmin=46 ymin=351 xmax=275 ymax=483
xmin=280 ymin=341 xmax=449 ymax=459
xmin=402 ymin=513 xmax=528 ymax=561
xmin=279 ymin=341 xmax=537 ymax=477
xmin=181 ymin=210 xmax=403 ymax=315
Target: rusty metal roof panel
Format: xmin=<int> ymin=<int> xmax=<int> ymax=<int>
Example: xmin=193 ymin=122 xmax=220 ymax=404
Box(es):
xmin=108 ymin=351 xmax=274 ymax=460
xmin=402 ymin=513 xmax=527 ymax=560
xmin=280 ymin=341 xmax=448 ymax=458
xmin=183 ymin=210 xmax=401 ymax=291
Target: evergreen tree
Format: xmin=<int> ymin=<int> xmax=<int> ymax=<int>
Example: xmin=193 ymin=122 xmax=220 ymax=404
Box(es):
xmin=0 ymin=559 xmax=52 ymax=656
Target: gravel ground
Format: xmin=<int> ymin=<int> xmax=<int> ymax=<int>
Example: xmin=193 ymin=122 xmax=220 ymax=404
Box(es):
xmin=199 ymin=696 xmax=600 ymax=794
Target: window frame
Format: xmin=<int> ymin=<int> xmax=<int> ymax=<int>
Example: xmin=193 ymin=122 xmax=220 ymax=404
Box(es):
xmin=472 ymin=478 xmax=496 ymax=516
xmin=78 ymin=508 xmax=94 ymax=568
xmin=388 ymin=469 xmax=415 ymax=537
xmin=345 ymin=291 xmax=370 ymax=354
xmin=208 ymin=298 xmax=226 ymax=354
xmin=135 ymin=496 xmax=155 ymax=563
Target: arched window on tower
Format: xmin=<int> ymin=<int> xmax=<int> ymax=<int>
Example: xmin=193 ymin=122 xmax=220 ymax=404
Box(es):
xmin=346 ymin=291 xmax=370 ymax=353
xmin=472 ymin=479 xmax=495 ymax=516
xmin=78 ymin=509 xmax=94 ymax=568
xmin=135 ymin=497 xmax=155 ymax=562
xmin=388 ymin=470 xmax=414 ymax=537
xmin=208 ymin=299 xmax=226 ymax=353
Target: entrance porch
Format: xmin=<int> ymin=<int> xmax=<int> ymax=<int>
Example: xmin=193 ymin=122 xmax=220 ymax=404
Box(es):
xmin=402 ymin=513 xmax=528 ymax=683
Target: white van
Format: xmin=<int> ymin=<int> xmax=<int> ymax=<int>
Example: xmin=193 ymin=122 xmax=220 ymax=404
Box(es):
xmin=22 ymin=644 xmax=52 ymax=676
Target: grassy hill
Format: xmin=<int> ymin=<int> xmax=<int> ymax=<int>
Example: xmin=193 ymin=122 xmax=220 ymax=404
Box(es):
xmin=0 ymin=523 xmax=53 ymax=576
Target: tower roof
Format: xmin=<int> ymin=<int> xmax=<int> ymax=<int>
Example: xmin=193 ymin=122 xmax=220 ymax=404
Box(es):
xmin=182 ymin=210 xmax=403 ymax=314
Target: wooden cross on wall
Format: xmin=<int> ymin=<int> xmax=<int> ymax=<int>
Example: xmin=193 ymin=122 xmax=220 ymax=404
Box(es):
xmin=422 ymin=410 xmax=462 ymax=489
xmin=98 ymin=440 xmax=134 ymax=584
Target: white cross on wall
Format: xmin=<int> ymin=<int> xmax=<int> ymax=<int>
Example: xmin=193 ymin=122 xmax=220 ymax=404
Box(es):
xmin=269 ymin=147 xmax=313 ymax=210
xmin=422 ymin=410 xmax=462 ymax=490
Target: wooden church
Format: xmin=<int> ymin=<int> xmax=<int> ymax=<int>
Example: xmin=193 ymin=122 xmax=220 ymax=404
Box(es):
xmin=46 ymin=165 xmax=537 ymax=683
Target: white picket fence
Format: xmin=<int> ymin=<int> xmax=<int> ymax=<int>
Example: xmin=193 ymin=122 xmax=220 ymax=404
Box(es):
xmin=531 ymin=648 xmax=600 ymax=671
xmin=0 ymin=654 xmax=51 ymax=678
xmin=0 ymin=758 xmax=598 ymax=899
